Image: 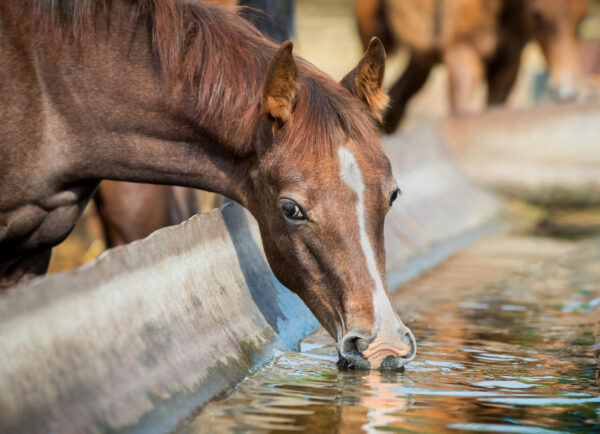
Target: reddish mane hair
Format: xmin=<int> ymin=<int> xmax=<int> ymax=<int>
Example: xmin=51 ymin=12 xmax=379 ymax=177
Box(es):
xmin=6 ymin=0 xmax=378 ymax=162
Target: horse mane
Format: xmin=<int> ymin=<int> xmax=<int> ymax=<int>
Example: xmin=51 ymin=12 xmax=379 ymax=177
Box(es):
xmin=7 ymin=0 xmax=378 ymax=161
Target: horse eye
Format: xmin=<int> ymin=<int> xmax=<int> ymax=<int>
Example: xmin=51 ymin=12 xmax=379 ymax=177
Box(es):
xmin=389 ymin=188 xmax=400 ymax=207
xmin=280 ymin=198 xmax=306 ymax=221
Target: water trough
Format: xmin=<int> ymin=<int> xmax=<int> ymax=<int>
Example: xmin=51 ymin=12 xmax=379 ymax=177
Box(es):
xmin=1 ymin=103 xmax=599 ymax=432
xmin=444 ymin=103 xmax=600 ymax=206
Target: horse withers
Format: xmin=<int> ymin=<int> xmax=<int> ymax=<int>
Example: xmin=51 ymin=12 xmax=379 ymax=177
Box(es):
xmin=0 ymin=0 xmax=415 ymax=369
xmin=356 ymin=0 xmax=589 ymax=131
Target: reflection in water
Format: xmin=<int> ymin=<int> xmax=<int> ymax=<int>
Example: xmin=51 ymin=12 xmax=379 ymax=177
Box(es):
xmin=183 ymin=236 xmax=600 ymax=432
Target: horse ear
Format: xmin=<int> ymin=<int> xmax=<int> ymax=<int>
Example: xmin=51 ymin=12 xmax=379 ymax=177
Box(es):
xmin=262 ymin=41 xmax=299 ymax=126
xmin=341 ymin=37 xmax=388 ymax=120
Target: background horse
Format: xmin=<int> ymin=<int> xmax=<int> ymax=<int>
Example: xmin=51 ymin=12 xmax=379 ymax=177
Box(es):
xmin=0 ymin=0 xmax=415 ymax=369
xmin=356 ymin=0 xmax=589 ymax=131
xmin=93 ymin=182 xmax=198 ymax=246
xmin=93 ymin=0 xmax=295 ymax=248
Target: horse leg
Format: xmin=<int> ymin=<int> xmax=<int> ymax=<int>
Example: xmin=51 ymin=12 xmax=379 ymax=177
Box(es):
xmin=0 ymin=249 xmax=52 ymax=290
xmin=486 ymin=41 xmax=524 ymax=105
xmin=355 ymin=0 xmax=394 ymax=52
xmin=93 ymin=182 xmax=127 ymax=248
xmin=444 ymin=43 xmax=485 ymax=114
xmin=169 ymin=186 xmax=199 ymax=223
xmin=238 ymin=0 xmax=296 ymax=44
xmin=384 ymin=51 xmax=437 ymax=133
xmin=94 ymin=181 xmax=197 ymax=247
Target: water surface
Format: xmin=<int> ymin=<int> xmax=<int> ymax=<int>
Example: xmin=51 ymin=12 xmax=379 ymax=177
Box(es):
xmin=182 ymin=236 xmax=600 ymax=433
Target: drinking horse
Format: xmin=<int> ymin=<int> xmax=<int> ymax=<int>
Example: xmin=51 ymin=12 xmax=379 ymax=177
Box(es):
xmin=356 ymin=0 xmax=589 ymax=131
xmin=0 ymin=0 xmax=415 ymax=369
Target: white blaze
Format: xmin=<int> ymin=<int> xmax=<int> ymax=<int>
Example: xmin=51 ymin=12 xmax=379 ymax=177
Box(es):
xmin=337 ymin=147 xmax=400 ymax=334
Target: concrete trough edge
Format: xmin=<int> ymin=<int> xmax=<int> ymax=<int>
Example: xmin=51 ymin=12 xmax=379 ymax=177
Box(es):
xmin=0 ymin=123 xmax=503 ymax=433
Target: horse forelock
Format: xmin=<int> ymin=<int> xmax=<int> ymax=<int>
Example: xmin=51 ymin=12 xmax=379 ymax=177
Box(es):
xmin=271 ymin=67 xmax=382 ymax=181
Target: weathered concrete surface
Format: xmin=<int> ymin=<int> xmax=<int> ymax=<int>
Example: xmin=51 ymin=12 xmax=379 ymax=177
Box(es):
xmin=0 ymin=204 xmax=319 ymax=434
xmin=443 ymin=103 xmax=600 ymax=207
xmin=0 ymin=124 xmax=503 ymax=433
xmin=382 ymin=127 xmax=501 ymax=286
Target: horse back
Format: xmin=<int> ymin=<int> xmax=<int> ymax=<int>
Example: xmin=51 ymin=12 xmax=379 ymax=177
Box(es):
xmin=382 ymin=0 xmax=502 ymax=56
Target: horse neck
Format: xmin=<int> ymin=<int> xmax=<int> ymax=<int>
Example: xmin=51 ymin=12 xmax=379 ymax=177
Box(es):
xmin=25 ymin=0 xmax=269 ymax=205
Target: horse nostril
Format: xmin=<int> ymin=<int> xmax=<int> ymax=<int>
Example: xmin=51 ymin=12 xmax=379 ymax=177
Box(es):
xmin=341 ymin=333 xmax=373 ymax=355
xmin=341 ymin=334 xmax=364 ymax=354
xmin=341 ymin=335 xmax=358 ymax=355
xmin=339 ymin=333 xmax=374 ymax=370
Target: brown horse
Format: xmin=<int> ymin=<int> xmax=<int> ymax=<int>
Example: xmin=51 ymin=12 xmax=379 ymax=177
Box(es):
xmin=357 ymin=0 xmax=589 ymax=131
xmin=92 ymin=0 xmax=295 ymax=248
xmin=0 ymin=0 xmax=415 ymax=369
xmin=93 ymin=181 xmax=198 ymax=247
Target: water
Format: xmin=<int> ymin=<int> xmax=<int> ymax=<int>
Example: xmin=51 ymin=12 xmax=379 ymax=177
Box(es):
xmin=182 ymin=236 xmax=600 ymax=433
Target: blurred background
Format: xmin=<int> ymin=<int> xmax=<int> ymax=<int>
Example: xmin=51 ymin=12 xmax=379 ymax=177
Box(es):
xmin=47 ymin=0 xmax=600 ymax=273
xmin=293 ymin=0 xmax=600 ymax=125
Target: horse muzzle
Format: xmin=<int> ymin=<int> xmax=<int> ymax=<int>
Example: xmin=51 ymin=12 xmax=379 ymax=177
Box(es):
xmin=338 ymin=326 xmax=417 ymax=370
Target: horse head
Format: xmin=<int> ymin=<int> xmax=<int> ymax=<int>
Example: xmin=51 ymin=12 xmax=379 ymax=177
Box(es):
xmin=245 ymin=38 xmax=416 ymax=369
